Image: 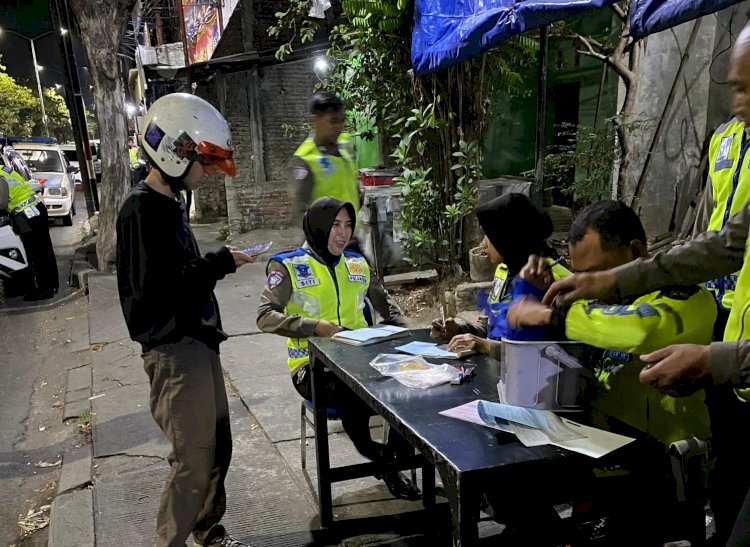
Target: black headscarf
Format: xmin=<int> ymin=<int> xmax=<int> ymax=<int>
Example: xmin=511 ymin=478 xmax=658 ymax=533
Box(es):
xmin=474 ymin=193 xmax=553 ymax=275
xmin=303 ymin=197 xmax=356 ymax=266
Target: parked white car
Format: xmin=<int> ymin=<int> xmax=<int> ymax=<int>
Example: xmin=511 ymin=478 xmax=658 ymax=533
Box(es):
xmin=14 ymin=143 xmax=77 ymax=226
xmin=60 ymin=143 xmax=82 ymax=186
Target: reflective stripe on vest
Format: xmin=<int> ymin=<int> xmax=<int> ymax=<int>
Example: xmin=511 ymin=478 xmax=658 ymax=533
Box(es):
xmin=705 ymin=118 xmax=750 ymax=310
xmin=1 ymin=168 xmax=35 ymax=213
xmin=294 ymin=136 xmax=360 ymax=216
xmin=272 ymin=248 xmax=370 ymax=374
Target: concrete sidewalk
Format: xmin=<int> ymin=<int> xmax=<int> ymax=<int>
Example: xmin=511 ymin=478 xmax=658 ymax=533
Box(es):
xmin=48 ymin=221 xmax=468 ymax=547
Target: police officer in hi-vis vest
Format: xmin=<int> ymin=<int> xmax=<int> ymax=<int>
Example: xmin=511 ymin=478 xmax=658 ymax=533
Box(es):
xmin=290 ymin=92 xmax=362 ymax=228
xmin=0 ymin=167 xmax=57 ymax=300
xmin=257 ymin=197 xmax=420 ymax=500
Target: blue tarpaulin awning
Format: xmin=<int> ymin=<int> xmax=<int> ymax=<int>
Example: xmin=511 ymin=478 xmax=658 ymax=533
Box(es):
xmin=411 ymin=0 xmax=618 ymax=75
xmin=411 ymin=0 xmax=746 ymax=75
xmin=630 ymin=0 xmax=744 ymax=39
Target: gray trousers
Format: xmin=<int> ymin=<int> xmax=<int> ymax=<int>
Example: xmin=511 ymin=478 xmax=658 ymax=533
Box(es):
xmin=142 ymin=338 xmax=232 ymax=547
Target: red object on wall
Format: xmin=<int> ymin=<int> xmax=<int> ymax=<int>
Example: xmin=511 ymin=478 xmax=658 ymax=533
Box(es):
xmin=359 ymin=168 xmax=400 ymax=186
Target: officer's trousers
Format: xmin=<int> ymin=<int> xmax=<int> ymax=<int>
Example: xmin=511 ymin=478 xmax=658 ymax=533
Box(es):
xmin=12 ymin=202 xmax=58 ymax=295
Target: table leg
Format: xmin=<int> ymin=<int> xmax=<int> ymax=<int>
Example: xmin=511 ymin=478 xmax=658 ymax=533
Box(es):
xmin=310 ymin=354 xmax=333 ymax=527
xmin=422 ymin=461 xmax=436 ymax=509
xmin=439 ymin=465 xmax=479 ymax=546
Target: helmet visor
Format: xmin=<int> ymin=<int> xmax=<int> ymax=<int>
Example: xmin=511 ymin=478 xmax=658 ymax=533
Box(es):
xmin=197 ymin=141 xmax=236 ymax=177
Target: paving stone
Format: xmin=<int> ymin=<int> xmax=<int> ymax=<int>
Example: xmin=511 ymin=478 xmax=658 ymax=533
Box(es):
xmin=66 ymin=365 xmax=91 ymax=393
xmin=62 ymin=398 xmax=89 ymax=421
xmin=233 ymin=375 xmax=345 ymax=443
xmin=221 ymin=333 xmax=289 ymax=381
xmin=58 ymin=445 xmax=92 ymax=494
xmin=215 ymin=263 xmax=267 ymax=336
xmin=91 ymin=384 xmax=169 ymax=459
xmin=88 ymin=274 xmax=130 ymax=345
xmin=64 ymin=387 xmax=90 ymax=405
xmin=68 ymin=315 xmax=90 ymax=353
xmin=48 ymin=489 xmax=94 ymax=547
xmin=92 ymin=338 xmax=146 ymax=393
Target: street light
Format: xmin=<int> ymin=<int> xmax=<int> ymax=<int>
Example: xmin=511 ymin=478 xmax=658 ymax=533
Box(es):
xmin=0 ymin=27 xmax=63 ymax=137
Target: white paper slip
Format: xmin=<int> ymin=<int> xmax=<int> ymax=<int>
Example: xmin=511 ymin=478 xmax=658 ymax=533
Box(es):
xmin=554 ymin=418 xmax=636 ymax=458
xmin=439 ymin=400 xmax=514 ymax=433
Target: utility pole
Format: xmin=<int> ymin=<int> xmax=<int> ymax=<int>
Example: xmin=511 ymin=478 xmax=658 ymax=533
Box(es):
xmin=50 ymin=0 xmax=99 ymax=216
xmin=29 ymin=40 xmax=49 ymax=137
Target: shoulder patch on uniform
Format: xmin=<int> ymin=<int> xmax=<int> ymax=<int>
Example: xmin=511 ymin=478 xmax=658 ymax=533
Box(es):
xmin=1 ymin=166 xmax=13 ymax=174
xmin=267 ymin=270 xmax=284 ymax=290
xmin=293 ymin=166 xmax=308 ymax=180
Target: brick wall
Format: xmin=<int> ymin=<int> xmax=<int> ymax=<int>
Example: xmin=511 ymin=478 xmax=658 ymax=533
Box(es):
xmin=190 ymin=0 xmax=331 ymax=233
xmin=259 ymin=59 xmax=318 ymax=184
xmin=191 ymin=83 xmax=229 ymax=222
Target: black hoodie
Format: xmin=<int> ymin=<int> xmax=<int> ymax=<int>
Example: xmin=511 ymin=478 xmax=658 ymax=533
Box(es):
xmin=474 ymin=193 xmax=553 ymax=276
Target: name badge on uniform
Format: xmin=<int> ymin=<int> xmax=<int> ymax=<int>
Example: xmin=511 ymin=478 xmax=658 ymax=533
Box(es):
xmin=346 ymin=259 xmax=367 ymax=284
xmin=293 ymin=263 xmax=320 ymax=288
xmin=716 ymin=134 xmax=734 ymax=170
xmin=489 ymin=277 xmax=503 ymax=301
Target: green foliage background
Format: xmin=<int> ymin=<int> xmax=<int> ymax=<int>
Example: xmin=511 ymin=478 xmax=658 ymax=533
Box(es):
xmin=0 ymin=58 xmax=73 ymax=142
xmin=271 ymin=1 xmax=536 ymax=277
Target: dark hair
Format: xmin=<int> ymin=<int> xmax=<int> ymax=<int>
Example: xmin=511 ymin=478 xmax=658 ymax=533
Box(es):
xmin=310 ymin=91 xmax=343 ymax=115
xmin=569 ymin=200 xmax=646 ymax=249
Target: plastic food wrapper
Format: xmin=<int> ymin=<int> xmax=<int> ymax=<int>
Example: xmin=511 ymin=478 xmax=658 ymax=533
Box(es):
xmin=369 ymin=353 xmax=458 ymax=389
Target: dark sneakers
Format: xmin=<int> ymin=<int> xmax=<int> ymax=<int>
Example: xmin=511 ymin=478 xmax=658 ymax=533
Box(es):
xmin=380 ymin=471 xmax=421 ymax=501
xmin=194 ymin=525 xmax=248 ymax=547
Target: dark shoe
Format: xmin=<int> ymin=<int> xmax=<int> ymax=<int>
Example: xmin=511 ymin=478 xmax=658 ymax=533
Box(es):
xmin=379 ymin=471 xmax=421 ymax=501
xmin=194 ymin=524 xmax=248 ymax=547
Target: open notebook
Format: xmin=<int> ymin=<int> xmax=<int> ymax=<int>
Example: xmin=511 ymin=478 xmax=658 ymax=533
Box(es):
xmin=331 ymin=325 xmax=410 ymax=346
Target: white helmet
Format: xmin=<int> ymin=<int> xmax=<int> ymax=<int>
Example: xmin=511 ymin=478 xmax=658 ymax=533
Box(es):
xmin=141 ymin=93 xmax=236 ymax=179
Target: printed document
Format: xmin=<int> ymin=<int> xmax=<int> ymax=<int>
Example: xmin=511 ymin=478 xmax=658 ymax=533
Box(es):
xmin=439 ymin=400 xmax=635 ymax=458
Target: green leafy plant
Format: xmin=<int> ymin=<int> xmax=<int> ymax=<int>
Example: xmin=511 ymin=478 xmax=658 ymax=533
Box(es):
xmin=542 ymin=122 xmax=618 ymax=204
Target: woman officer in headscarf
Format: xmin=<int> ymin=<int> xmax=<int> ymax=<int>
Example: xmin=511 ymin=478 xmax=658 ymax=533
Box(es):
xmin=257 ymin=197 xmax=419 ymax=499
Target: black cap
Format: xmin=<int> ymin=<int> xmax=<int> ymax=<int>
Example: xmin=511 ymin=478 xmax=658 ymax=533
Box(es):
xmin=474 ymin=193 xmax=553 ymax=275
xmin=310 ymin=91 xmax=343 ymax=115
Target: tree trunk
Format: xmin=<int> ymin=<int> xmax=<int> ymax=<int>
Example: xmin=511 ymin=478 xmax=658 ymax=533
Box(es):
xmin=68 ymin=0 xmax=136 ymax=270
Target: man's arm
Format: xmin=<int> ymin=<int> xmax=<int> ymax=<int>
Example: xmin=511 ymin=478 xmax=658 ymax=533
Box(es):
xmin=290 ymin=157 xmax=315 ymax=220
xmin=564 ymin=287 xmax=716 ymax=355
xmin=366 ymin=274 xmax=407 ymax=326
xmin=0 ymin=178 xmax=8 ymax=211
xmin=691 ymin=177 xmax=716 ymax=237
xmin=615 ymin=204 xmax=750 ymax=299
xmin=256 ymin=262 xmax=319 ymax=338
xmin=708 ymin=340 xmax=750 ymax=385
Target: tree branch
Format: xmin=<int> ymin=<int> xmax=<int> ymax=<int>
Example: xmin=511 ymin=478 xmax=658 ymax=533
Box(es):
xmin=611 ymin=3 xmax=627 ymax=23
xmin=575 ymin=35 xmax=610 ymax=64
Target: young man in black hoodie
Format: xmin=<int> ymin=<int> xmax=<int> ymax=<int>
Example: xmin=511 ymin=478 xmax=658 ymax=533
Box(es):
xmin=116 ymin=93 xmax=254 ymax=547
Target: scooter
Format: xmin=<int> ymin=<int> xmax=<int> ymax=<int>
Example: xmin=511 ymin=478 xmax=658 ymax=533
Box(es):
xmin=0 ymin=211 xmax=29 ymax=281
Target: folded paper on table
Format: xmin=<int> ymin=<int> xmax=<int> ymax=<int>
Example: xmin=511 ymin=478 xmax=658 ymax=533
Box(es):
xmin=395 ymin=341 xmax=475 ymax=359
xmin=332 ymin=325 xmax=409 ymax=346
xmin=439 ymin=400 xmax=635 ymax=458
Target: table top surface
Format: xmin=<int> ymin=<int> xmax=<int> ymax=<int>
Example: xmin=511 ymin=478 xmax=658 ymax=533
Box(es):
xmin=309 ymin=329 xmax=585 ymax=477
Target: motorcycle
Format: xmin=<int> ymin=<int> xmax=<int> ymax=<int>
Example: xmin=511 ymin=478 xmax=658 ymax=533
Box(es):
xmin=0 ymin=210 xmax=29 ymax=301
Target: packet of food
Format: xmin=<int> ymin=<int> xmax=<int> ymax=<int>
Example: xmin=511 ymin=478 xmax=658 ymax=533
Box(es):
xmin=369 ymin=353 xmax=457 ymax=389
